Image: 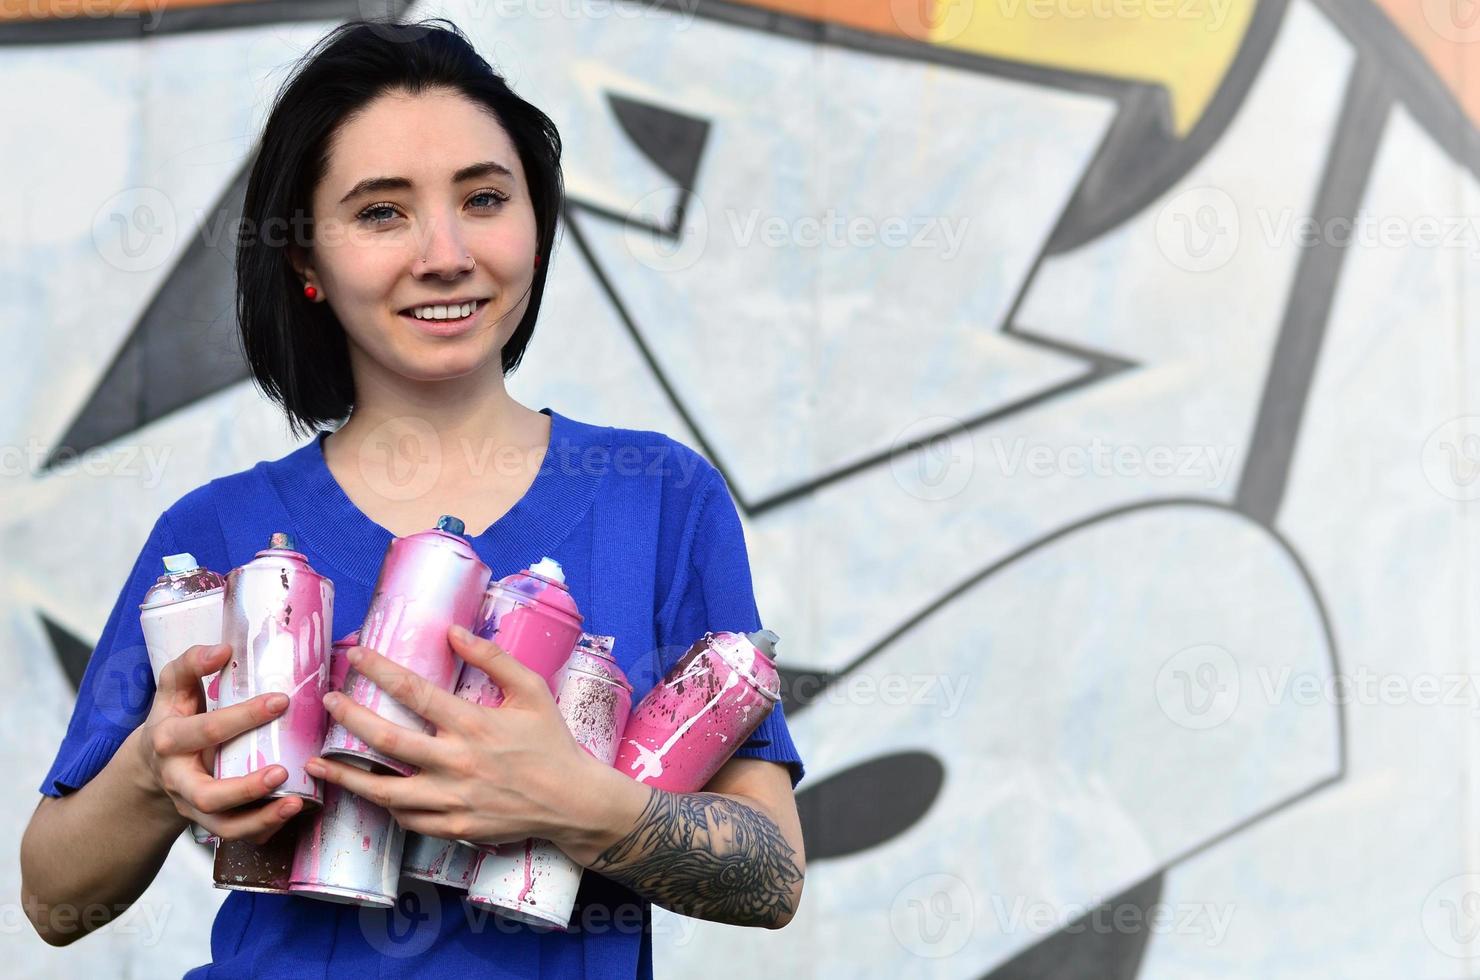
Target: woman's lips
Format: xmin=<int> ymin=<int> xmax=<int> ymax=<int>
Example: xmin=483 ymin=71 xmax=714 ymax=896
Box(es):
xmin=398 ymin=299 xmax=486 ymax=337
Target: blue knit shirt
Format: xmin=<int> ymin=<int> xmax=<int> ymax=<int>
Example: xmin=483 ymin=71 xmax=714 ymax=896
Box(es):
xmin=38 ymin=406 xmax=805 ymax=979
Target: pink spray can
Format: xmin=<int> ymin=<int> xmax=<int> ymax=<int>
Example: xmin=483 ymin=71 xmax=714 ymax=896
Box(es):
xmin=290 ymin=630 xmax=406 ymax=908
xmin=613 ymin=630 xmax=782 ymax=791
xmin=457 ymin=556 xmax=586 ymax=704
xmin=321 ymin=516 xmax=490 ymax=776
xmin=139 ymin=552 xmax=226 ymax=845
xmin=214 ymin=532 xmax=333 ymax=808
xmin=402 ymin=557 xmax=585 ymax=868
xmin=466 ymin=633 xmax=632 ymax=929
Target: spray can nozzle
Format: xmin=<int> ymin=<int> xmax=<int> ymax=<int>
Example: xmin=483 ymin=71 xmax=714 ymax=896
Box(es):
xmin=436 ymin=515 xmax=467 ymax=537
xmin=746 ymin=629 xmax=780 ymax=659
xmin=163 ymin=552 xmax=199 ymax=574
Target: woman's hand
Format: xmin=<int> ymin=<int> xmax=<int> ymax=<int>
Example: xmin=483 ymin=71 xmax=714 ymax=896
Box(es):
xmin=305 ymin=624 xmax=599 ymax=848
xmin=131 ymin=642 xmax=305 ymax=845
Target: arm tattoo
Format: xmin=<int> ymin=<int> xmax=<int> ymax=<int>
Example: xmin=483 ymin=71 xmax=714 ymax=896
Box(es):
xmin=588 ymin=790 xmax=803 ymax=927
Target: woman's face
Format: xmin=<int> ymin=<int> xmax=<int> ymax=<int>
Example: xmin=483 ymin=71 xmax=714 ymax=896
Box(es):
xmin=296 ymin=88 xmax=540 ymax=384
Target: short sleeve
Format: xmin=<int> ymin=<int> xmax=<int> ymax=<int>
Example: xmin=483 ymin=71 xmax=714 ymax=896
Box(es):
xmin=37 ymin=510 xmax=179 ymax=798
xmin=656 ymin=468 xmax=805 ymax=789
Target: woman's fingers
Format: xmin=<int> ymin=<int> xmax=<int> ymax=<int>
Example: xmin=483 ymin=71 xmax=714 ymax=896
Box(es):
xmin=191 ymin=794 xmax=304 ymax=846
xmin=152 ymin=692 xmax=289 ymax=758
xmin=346 ymin=646 xmax=473 ymax=731
xmin=176 ymin=762 xmax=291 ymax=816
xmin=306 ymin=755 xmax=453 ymax=812
xmin=158 ymin=643 xmax=230 ymax=700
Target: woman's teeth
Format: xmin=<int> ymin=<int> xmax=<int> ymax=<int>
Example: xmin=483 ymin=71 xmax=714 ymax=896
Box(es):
xmin=408 ymin=301 xmax=478 ymax=320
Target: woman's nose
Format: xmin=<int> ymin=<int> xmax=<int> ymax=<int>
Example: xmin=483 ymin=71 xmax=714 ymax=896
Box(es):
xmin=414 ymin=212 xmax=475 ymax=278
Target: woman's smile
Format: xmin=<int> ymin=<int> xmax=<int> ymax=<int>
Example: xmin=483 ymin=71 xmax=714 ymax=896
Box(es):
xmin=397 ymin=297 xmax=490 ymax=338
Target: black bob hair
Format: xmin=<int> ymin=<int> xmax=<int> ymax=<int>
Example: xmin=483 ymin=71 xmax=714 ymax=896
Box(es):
xmin=236 ymin=17 xmax=564 ymax=439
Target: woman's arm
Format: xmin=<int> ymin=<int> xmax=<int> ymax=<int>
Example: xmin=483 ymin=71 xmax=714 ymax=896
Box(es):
xmin=20 ymin=726 xmax=190 ymax=946
xmin=562 ymin=757 xmax=806 ymax=929
xmin=21 ymin=644 xmax=303 ymax=946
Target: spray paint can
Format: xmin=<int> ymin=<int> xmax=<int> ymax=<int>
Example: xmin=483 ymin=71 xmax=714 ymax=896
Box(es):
xmin=400 ymin=831 xmax=479 ymax=891
xmin=465 ymin=634 xmax=632 ymax=929
xmin=214 ymin=533 xmax=333 ymax=809
xmin=213 ymin=817 xmax=309 ymax=894
xmin=289 ymin=630 xmax=406 ymax=908
xmin=403 ymin=559 xmax=585 ymax=871
xmin=321 ymin=516 xmax=490 ymax=776
xmin=613 ymin=630 xmax=781 ymax=792
xmin=455 ymin=556 xmax=585 ymax=705
xmin=139 ymin=552 xmax=226 ymax=846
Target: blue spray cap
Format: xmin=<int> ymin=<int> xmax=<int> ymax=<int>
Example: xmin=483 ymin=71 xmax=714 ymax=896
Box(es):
xmin=162 ymin=552 xmax=199 ymax=574
xmin=437 ymin=515 xmax=466 ymax=537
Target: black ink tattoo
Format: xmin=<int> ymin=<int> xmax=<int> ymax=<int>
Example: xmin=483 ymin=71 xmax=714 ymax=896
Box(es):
xmin=588 ymin=790 xmax=803 ymax=927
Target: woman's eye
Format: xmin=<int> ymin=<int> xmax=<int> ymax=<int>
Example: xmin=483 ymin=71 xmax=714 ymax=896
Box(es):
xmin=357 ymin=203 xmax=399 ymax=225
xmin=470 ymin=190 xmax=508 ymax=210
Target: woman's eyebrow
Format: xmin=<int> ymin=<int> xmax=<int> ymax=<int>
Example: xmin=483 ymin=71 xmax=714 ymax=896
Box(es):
xmin=338 ymin=160 xmax=515 ymax=204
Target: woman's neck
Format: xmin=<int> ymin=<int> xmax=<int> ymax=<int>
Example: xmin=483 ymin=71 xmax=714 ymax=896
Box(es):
xmin=322 ymin=353 xmax=549 ymax=493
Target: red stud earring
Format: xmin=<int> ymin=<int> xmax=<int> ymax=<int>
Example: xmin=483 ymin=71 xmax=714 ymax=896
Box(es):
xmin=303 ymin=283 xmax=318 ymax=300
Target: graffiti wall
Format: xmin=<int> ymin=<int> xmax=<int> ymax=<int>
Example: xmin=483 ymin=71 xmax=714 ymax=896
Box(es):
xmin=5 ymin=0 xmax=1480 ymax=976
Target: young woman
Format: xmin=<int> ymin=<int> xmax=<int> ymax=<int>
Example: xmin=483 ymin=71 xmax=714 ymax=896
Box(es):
xmin=20 ymin=19 xmax=805 ymax=978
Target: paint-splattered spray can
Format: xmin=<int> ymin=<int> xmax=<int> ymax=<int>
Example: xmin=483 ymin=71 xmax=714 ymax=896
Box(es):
xmin=402 ymin=557 xmax=585 ymax=871
xmin=400 ymin=831 xmax=479 ymax=891
xmin=613 ymin=630 xmax=781 ymax=791
xmin=139 ymin=552 xmax=226 ymax=846
xmin=214 ymin=533 xmax=333 ymax=807
xmin=321 ymin=516 xmax=490 ymax=776
xmin=290 ymin=630 xmax=406 ymax=908
xmin=466 ymin=633 xmax=632 ymax=929
xmin=457 ymin=557 xmax=585 ymax=704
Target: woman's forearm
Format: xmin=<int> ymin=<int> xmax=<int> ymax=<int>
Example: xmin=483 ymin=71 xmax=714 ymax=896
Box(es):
xmin=557 ymin=764 xmax=804 ymax=929
xmin=586 ymin=788 xmax=804 ymax=928
xmin=19 ymin=727 xmax=189 ymax=946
